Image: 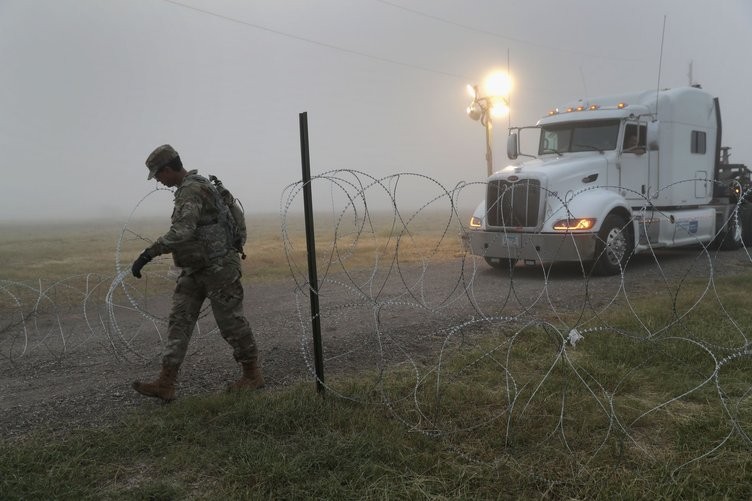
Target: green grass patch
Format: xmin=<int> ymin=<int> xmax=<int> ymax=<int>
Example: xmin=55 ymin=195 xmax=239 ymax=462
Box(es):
xmin=3 ymin=374 xmax=750 ymax=499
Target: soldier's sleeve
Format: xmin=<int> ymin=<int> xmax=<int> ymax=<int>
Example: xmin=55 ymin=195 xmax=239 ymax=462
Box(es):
xmin=146 ymin=188 xmax=203 ymax=257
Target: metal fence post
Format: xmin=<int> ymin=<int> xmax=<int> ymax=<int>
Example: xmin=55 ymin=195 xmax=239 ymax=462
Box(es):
xmin=299 ymin=112 xmax=325 ymax=395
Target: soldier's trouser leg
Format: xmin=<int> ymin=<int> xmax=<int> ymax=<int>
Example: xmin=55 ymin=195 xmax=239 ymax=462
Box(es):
xmin=210 ymin=277 xmax=264 ymax=390
xmin=208 ymin=278 xmax=257 ymax=363
xmin=133 ymin=275 xmax=204 ymax=401
xmin=161 ymin=274 xmax=206 ymax=368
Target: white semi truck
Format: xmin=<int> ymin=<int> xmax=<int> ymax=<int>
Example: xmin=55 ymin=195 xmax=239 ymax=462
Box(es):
xmin=464 ymin=86 xmax=752 ymax=275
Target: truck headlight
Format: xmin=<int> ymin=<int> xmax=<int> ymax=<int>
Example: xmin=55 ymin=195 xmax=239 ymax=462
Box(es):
xmin=469 ymin=216 xmax=482 ymax=228
xmin=552 ymin=218 xmax=596 ymax=231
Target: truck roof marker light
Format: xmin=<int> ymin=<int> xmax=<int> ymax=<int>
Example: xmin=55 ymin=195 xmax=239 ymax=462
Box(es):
xmin=566 ymin=107 xmax=575 ymax=113
xmin=553 ymin=218 xmax=596 ymax=231
xmin=589 ymin=104 xmax=599 ymax=110
xmin=617 ymin=102 xmax=627 ymax=109
xmin=548 ymin=109 xmax=558 ymax=116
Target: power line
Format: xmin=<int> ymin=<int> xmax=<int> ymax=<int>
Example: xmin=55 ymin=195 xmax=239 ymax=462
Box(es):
xmin=160 ymin=0 xmax=470 ymax=80
xmin=373 ymin=0 xmax=642 ymax=62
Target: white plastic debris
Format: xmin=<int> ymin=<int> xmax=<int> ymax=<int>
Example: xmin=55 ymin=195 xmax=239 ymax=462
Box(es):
xmin=568 ymin=328 xmax=584 ymax=347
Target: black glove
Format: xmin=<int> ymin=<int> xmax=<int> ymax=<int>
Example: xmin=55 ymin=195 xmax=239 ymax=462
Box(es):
xmin=131 ymin=250 xmax=153 ymax=278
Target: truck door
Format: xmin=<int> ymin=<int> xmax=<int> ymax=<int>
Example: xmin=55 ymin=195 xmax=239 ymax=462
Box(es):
xmin=619 ymin=122 xmax=651 ymax=203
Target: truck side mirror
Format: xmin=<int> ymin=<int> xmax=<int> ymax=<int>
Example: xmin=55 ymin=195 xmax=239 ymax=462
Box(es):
xmin=647 ymin=121 xmax=660 ymax=151
xmin=507 ymin=133 xmax=519 ymax=160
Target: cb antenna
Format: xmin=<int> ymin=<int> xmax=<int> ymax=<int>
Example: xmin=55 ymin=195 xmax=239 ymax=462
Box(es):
xmin=655 ymin=15 xmax=667 ymax=117
xmin=579 ymin=66 xmax=588 ymax=97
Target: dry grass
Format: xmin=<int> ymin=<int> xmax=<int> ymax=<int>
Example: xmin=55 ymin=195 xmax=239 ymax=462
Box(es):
xmin=0 ymin=220 xmax=129 ymax=281
xmin=0 ymin=211 xmax=469 ymax=284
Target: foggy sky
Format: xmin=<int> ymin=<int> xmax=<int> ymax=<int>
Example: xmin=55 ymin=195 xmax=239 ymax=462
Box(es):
xmin=2 ymin=0 xmax=751 ymax=222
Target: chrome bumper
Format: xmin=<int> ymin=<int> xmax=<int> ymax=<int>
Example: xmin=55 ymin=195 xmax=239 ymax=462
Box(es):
xmin=463 ymin=229 xmax=598 ymax=263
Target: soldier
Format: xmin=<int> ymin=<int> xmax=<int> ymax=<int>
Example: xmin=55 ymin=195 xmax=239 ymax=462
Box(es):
xmin=130 ymin=144 xmax=263 ymax=402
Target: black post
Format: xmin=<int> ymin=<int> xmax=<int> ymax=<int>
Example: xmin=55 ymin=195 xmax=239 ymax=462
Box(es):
xmin=299 ymin=112 xmax=325 ymax=395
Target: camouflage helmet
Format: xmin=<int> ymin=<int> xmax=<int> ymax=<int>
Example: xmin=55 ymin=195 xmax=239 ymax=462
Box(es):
xmin=145 ymin=144 xmax=180 ymax=180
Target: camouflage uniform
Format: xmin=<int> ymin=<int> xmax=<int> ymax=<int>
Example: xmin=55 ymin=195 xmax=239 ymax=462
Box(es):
xmin=146 ymin=170 xmax=257 ymax=368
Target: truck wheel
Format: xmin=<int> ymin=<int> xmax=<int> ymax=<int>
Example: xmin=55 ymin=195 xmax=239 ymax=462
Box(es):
xmin=484 ymin=257 xmax=518 ymax=271
xmin=717 ymin=210 xmax=744 ymax=250
xmin=742 ymin=203 xmax=752 ymax=247
xmin=591 ymin=214 xmax=634 ymax=276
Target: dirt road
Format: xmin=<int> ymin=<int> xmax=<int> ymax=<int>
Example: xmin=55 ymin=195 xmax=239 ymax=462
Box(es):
xmin=2 ymin=248 xmax=749 ymax=438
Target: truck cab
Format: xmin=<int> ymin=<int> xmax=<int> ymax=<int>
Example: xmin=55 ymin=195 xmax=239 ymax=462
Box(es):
xmin=465 ymin=86 xmax=750 ymax=275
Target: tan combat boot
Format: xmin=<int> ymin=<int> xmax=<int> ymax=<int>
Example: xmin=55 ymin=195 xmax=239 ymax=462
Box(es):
xmin=228 ymin=358 xmax=265 ymax=391
xmin=133 ymin=365 xmax=179 ymax=402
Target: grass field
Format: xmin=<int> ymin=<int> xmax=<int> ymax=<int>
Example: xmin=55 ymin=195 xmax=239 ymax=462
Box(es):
xmin=1 ymin=214 xmax=751 ymax=498
xmin=0 ymin=210 xmax=468 ymax=284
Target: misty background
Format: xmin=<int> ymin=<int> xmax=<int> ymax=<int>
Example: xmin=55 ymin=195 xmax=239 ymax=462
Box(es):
xmin=2 ymin=0 xmax=751 ymax=223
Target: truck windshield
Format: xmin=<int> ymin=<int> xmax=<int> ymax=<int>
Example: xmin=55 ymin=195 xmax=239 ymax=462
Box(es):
xmin=539 ymin=120 xmax=620 ymax=155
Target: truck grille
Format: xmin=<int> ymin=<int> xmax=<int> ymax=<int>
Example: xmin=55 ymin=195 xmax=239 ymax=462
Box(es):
xmin=486 ymin=179 xmax=542 ymax=228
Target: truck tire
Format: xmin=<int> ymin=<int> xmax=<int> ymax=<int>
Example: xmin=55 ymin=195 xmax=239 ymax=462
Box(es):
xmin=717 ymin=209 xmax=744 ymax=251
xmin=484 ymin=257 xmax=518 ymax=271
xmin=591 ymin=213 xmax=634 ymax=276
xmin=740 ymin=202 xmax=752 ymax=247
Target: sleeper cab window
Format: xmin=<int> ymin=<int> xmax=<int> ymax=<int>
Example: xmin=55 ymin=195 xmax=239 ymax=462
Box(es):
xmin=691 ymin=130 xmax=706 ymax=154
